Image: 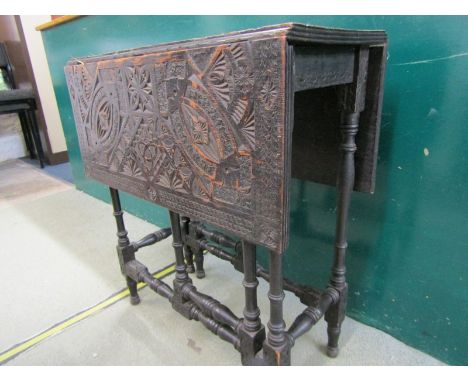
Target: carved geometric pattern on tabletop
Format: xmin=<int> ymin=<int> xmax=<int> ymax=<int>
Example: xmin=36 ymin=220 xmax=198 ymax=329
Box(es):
xmin=65 ymin=36 xmax=289 ymax=252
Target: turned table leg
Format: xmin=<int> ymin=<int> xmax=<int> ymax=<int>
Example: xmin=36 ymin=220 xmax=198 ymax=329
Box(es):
xmin=193 ymin=220 xmax=206 ymax=280
xmin=239 ymin=241 xmax=265 ymax=365
xmin=169 ymin=211 xmax=191 ymax=287
xmin=109 ymin=187 xmax=140 ymax=305
xmin=168 ymin=210 xmax=194 ymax=318
xmin=325 ymin=111 xmax=360 ymax=357
xmin=263 ymin=251 xmax=290 ymax=366
xmin=181 ymin=216 xmax=195 ymax=274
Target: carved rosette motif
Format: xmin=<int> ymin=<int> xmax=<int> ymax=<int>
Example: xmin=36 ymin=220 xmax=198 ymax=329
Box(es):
xmin=65 ymin=36 xmax=287 ymax=252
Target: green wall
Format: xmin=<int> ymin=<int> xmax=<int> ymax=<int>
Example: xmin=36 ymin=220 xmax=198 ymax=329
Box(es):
xmin=41 ymin=16 xmax=468 ymax=365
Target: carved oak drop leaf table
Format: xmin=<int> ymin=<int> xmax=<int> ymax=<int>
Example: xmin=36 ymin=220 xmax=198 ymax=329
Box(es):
xmin=64 ymin=23 xmax=387 ymax=366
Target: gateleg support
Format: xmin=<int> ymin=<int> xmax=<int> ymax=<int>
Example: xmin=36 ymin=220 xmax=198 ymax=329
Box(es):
xmin=325 ymin=46 xmax=369 ymax=358
xmin=324 ymin=110 xmax=358 ymax=358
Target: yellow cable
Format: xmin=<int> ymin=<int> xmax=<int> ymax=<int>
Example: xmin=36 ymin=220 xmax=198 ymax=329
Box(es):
xmin=0 ymin=264 xmax=175 ymax=364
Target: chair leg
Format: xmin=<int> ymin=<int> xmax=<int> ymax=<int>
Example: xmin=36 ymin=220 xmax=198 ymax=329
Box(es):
xmin=26 ymin=108 xmax=45 ymax=168
xmin=18 ymin=111 xmax=34 ymax=159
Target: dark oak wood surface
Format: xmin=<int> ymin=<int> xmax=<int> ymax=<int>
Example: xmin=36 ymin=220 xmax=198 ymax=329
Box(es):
xmin=65 ymin=23 xmax=387 ymax=253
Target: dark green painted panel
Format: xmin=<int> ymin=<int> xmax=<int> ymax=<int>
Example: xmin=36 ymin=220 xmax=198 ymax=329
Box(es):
xmin=41 ymin=16 xmax=468 ymax=365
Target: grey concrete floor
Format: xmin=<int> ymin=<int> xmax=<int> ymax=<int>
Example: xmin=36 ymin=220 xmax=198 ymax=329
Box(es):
xmin=0 ymin=159 xmax=445 ymax=365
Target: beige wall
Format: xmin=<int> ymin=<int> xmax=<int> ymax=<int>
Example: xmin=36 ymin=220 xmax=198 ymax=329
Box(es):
xmin=18 ymin=15 xmax=67 ymax=154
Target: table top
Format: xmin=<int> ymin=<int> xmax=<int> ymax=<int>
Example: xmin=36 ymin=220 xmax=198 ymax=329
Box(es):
xmin=67 ymin=23 xmax=387 ymax=66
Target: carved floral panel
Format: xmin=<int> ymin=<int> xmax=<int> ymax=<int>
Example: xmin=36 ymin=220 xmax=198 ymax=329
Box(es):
xmin=65 ymin=36 xmax=289 ymax=252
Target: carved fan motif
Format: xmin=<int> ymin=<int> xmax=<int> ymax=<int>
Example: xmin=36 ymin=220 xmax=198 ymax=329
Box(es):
xmin=157 ymin=170 xmax=188 ymax=194
xmin=207 ymin=51 xmax=230 ymax=108
xmin=122 ymin=154 xmax=143 ymax=178
xmin=240 ymin=111 xmax=255 ymax=149
xmin=192 ymin=177 xmax=211 ymax=201
xmin=192 ymin=117 xmax=209 ymax=145
xmin=230 ymin=43 xmax=245 ymax=61
xmin=260 ymin=73 xmax=278 ymax=110
xmin=233 ymin=62 xmax=254 ymax=95
xmin=231 ymin=98 xmax=248 ymax=124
